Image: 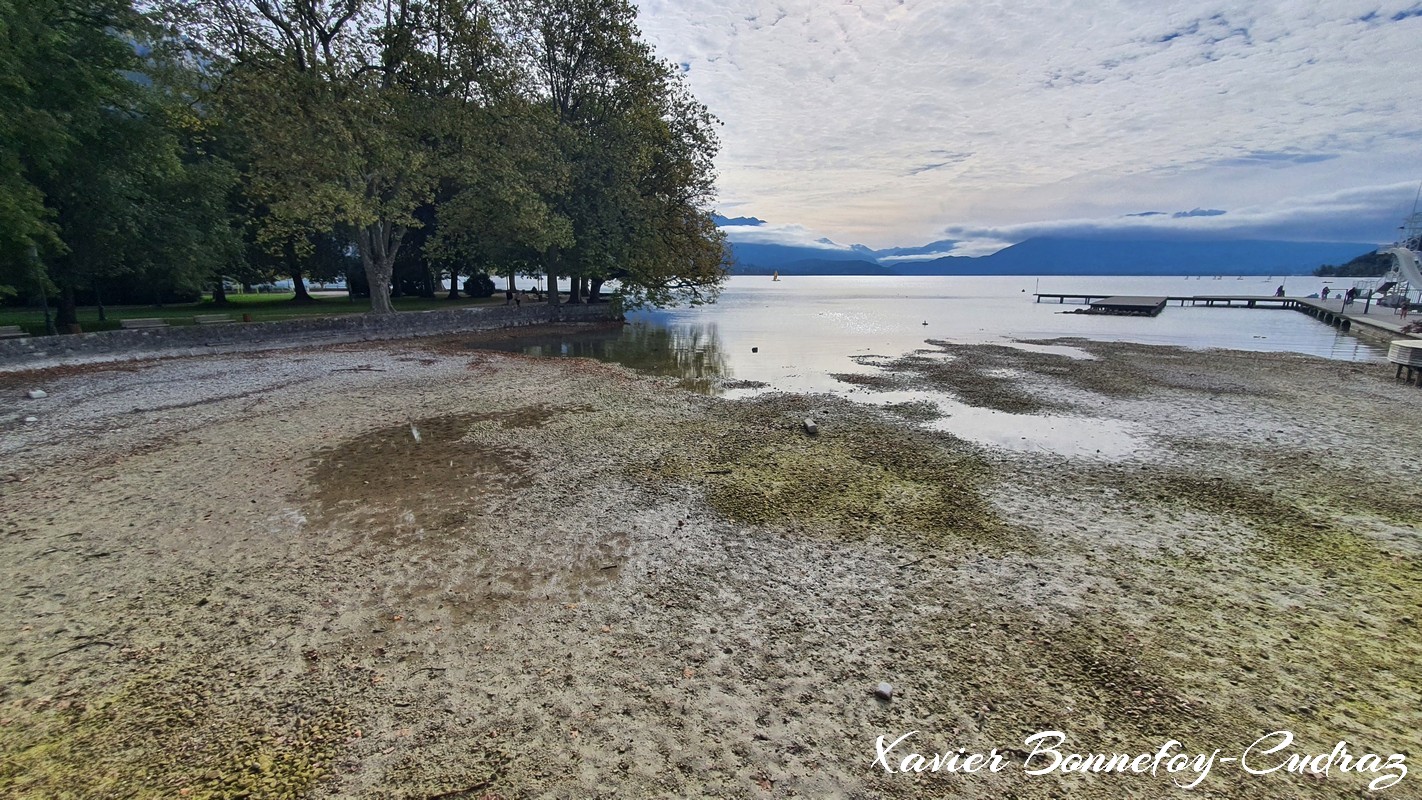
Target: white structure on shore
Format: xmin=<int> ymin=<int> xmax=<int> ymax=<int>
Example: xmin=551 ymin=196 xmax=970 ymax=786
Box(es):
xmin=1375 ymin=205 xmax=1422 ymax=307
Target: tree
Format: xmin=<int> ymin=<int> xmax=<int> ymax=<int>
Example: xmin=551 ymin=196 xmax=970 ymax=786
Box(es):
xmin=426 ymin=98 xmax=573 ymax=295
xmin=164 ymin=0 xmax=460 ymax=314
xmin=1 ymin=0 xmax=243 ymax=319
xmin=506 ymin=0 xmax=726 ymax=309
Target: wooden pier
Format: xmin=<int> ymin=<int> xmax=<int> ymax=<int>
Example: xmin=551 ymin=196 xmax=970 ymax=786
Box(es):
xmin=1034 ymin=292 xmax=1295 ymax=308
xmin=1034 ymin=293 xmax=1411 ymax=340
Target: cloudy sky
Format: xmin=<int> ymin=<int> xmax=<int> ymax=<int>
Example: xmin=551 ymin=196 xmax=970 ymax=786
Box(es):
xmin=635 ymin=0 xmax=1422 ymax=255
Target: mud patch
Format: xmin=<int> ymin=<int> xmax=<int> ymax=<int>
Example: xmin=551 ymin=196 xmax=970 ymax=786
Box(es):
xmin=307 ymin=413 xmax=531 ymax=543
xmin=468 ymin=403 xmax=585 ymax=429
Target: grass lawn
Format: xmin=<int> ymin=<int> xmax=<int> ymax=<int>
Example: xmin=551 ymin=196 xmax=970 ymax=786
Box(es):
xmin=0 ymin=292 xmax=508 ymax=335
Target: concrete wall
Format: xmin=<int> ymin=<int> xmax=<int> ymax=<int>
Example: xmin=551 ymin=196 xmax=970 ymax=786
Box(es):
xmin=0 ymin=303 xmax=620 ymax=371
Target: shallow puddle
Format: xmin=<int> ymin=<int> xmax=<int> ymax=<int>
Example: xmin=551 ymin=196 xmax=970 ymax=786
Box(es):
xmin=855 ymin=389 xmax=1147 ymax=458
xmin=306 ymin=413 xmax=532 ymax=542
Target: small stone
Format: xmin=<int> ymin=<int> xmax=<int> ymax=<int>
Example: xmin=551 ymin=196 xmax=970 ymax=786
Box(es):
xmin=803 ymin=419 xmax=818 ymax=435
xmin=751 ymin=347 xmax=759 ymax=353
xmin=26 ymin=389 xmax=46 ymax=399
xmin=24 ymin=416 xmax=38 ymax=423
xmin=875 ymin=682 xmax=893 ymax=701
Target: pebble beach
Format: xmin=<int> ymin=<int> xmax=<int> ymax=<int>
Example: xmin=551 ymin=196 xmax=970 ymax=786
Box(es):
xmin=0 ymin=330 xmax=1418 ymax=799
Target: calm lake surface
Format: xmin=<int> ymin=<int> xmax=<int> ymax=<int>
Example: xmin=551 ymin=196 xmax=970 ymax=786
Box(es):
xmin=496 ymin=275 xmax=1378 ymax=385
xmin=481 ymin=276 xmax=1384 ymax=457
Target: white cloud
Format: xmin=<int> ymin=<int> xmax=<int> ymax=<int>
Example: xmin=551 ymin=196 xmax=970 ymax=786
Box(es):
xmin=635 ymin=0 xmax=1422 ymax=248
xmin=721 ymin=221 xmax=859 ymax=250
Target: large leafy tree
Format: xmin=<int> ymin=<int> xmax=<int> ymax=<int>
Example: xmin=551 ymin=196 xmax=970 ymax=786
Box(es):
xmin=428 ymin=98 xmax=572 ymax=293
xmin=164 ymin=0 xmax=505 ymax=314
xmin=0 ymin=0 xmax=237 ymax=313
xmin=507 ymin=0 xmax=727 ymax=308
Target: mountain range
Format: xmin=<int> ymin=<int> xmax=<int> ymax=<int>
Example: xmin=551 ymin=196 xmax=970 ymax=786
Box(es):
xmin=713 ymin=216 xmax=1377 ymax=276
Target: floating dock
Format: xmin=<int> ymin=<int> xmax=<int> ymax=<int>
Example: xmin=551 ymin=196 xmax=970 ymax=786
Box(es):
xmin=1082 ymin=296 xmax=1168 ymax=316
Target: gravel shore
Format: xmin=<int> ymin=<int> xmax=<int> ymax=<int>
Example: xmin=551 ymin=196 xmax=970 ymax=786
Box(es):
xmin=0 ymin=332 xmax=1418 ymax=799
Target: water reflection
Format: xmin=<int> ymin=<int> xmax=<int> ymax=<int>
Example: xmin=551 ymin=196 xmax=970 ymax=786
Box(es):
xmin=477 ymin=321 xmax=731 ymax=393
xmin=470 ymin=276 xmax=1388 ymax=457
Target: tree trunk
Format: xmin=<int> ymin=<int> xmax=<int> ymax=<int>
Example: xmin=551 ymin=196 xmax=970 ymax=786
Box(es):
xmin=567 ymin=272 xmax=582 ymax=304
xmin=283 ymin=240 xmax=314 ymax=303
xmin=588 ymin=278 xmax=604 ymax=303
xmin=290 ymin=268 xmax=313 ymax=303
xmin=95 ymin=283 xmax=106 ymax=322
xmin=447 ymin=267 xmax=461 ymax=300
xmin=57 ymin=284 xmax=78 ymax=328
xmin=420 ymin=265 xmax=436 ymax=298
xmin=545 ymin=246 xmax=560 ymax=306
xmin=212 ymin=279 xmax=229 ymax=305
xmin=357 ymin=222 xmax=403 ymax=315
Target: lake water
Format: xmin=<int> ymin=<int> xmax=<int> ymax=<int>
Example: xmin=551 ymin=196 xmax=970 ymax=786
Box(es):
xmin=481 ymin=275 xmax=1382 ymax=457
xmin=495 ymin=275 xmax=1379 ymax=388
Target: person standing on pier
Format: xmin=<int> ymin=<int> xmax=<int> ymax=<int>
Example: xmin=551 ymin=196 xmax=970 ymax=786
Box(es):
xmin=1274 ymin=285 xmax=1286 ymax=297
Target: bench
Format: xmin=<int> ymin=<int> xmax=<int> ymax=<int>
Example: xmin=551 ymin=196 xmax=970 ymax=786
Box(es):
xmin=119 ymin=318 xmax=169 ymax=329
xmin=193 ymin=314 xmax=236 ymax=325
xmin=0 ymin=325 xmax=28 ymax=339
xmin=1388 ymin=340 xmax=1422 ymax=385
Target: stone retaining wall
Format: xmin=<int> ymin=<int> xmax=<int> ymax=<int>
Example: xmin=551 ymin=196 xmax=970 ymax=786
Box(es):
xmin=0 ymin=303 xmax=620 ymax=371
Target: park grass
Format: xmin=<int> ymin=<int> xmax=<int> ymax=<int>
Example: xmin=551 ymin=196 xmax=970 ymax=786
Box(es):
xmin=0 ymin=292 xmax=506 ymax=335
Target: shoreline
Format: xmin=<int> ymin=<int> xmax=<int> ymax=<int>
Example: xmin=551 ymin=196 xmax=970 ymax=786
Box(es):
xmin=0 ymin=335 xmax=1418 ymax=798
xmin=0 ymin=303 xmax=619 ymax=373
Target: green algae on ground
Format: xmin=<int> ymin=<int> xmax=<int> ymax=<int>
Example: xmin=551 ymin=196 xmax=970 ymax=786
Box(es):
xmin=0 ymin=666 xmax=348 ymax=799
xmin=646 ymin=396 xmax=1021 ymax=549
xmin=1054 ymin=464 xmax=1422 ymax=770
xmin=876 ymin=344 xmax=1060 ymax=414
xmin=881 ymin=399 xmax=943 ymax=423
xmin=860 ymin=339 xmax=1286 ymax=417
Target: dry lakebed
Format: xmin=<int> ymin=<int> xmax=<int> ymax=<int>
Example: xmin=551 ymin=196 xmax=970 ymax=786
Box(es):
xmin=0 ymin=330 xmax=1418 ymax=799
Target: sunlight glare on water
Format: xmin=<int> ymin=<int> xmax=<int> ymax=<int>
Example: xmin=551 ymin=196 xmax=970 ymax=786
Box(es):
xmin=475 ymin=275 xmax=1385 ymax=457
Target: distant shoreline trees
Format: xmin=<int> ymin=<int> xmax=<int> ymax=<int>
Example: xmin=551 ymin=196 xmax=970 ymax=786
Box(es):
xmin=1314 ymin=251 xmax=1392 ymax=278
xmin=0 ymin=0 xmax=729 ymax=318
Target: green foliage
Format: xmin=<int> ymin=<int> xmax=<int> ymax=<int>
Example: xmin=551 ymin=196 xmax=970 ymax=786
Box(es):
xmin=5 ymin=0 xmax=726 ymax=326
xmin=506 ymin=0 xmax=728 ymax=307
xmin=463 ymin=273 xmax=496 ymax=297
xmin=0 ymin=0 xmax=244 ymax=313
xmin=1314 ymin=250 xmax=1392 ymax=277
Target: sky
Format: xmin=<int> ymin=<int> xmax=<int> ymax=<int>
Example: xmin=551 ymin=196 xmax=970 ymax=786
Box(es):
xmin=634 ymin=0 xmax=1422 ymax=256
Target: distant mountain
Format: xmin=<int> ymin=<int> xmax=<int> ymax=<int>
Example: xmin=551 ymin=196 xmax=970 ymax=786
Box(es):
xmin=717 ymin=214 xmax=1377 ymax=275
xmin=872 ymin=239 xmax=961 ymax=260
xmin=900 ymin=237 xmax=1377 ymax=276
xmin=731 ymin=258 xmax=893 ymax=276
xmin=712 ymin=214 xmax=768 ymax=227
xmin=726 ymin=241 xmax=872 ymax=269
